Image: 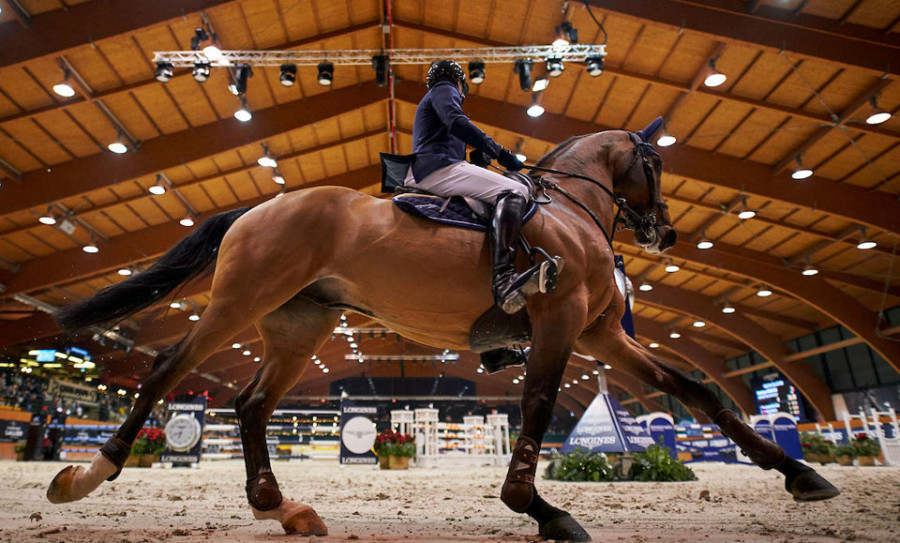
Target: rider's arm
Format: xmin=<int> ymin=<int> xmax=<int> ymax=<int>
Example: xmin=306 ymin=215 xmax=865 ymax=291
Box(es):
xmin=430 ymin=84 xmax=502 ymax=158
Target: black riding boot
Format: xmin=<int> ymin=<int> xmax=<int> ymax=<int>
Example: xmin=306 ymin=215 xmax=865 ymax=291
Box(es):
xmin=490 ymin=191 xmax=561 ymax=314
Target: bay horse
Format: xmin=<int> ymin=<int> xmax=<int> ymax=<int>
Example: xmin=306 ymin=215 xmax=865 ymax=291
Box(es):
xmin=46 ymin=118 xmax=838 ymax=542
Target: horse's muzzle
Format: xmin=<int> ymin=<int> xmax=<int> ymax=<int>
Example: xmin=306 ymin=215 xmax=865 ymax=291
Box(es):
xmin=641 ymin=226 xmax=677 ymax=254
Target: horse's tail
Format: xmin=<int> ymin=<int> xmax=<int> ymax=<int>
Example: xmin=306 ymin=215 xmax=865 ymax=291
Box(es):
xmin=55 ymin=207 xmax=253 ymax=332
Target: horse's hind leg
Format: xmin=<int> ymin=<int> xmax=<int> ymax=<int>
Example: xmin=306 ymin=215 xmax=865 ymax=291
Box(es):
xmin=233 ymin=295 xmax=340 ymax=535
xmin=47 ymin=295 xmax=286 ymax=504
xmin=578 ymin=327 xmax=839 ymax=502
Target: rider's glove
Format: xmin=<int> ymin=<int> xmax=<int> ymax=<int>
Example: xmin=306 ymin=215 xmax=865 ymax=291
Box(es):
xmin=470 ymin=149 xmax=492 ymax=168
xmin=497 ymin=148 xmax=524 ymax=172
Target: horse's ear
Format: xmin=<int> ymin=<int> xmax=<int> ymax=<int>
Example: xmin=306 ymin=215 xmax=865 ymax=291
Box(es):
xmin=636 ymin=117 xmax=664 ymax=142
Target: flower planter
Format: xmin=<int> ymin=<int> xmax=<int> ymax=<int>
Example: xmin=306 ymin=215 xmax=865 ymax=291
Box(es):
xmin=804 ymin=453 xmax=835 ymax=465
xmin=388 ymin=456 xmax=410 ymax=470
xmin=125 ymin=454 xmax=141 ymax=468
xmin=15 ymin=452 xmax=24 ymax=462
xmin=139 ymin=454 xmax=159 ymax=467
xmin=837 ymin=455 xmax=854 ymax=466
xmin=857 ymin=455 xmax=875 ymax=466
xmin=379 ymin=455 xmax=390 ymax=470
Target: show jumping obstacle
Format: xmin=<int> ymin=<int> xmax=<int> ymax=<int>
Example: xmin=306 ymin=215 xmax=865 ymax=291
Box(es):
xmin=46 ymin=118 xmax=839 ymax=542
xmin=391 ymin=409 xmax=512 ymax=467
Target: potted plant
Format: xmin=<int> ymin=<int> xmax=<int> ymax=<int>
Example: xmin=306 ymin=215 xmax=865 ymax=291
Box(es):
xmin=373 ymin=429 xmax=415 ymax=469
xmin=799 ymin=432 xmax=835 ymax=464
xmin=14 ymin=443 xmax=26 ymax=461
xmin=132 ymin=427 xmax=167 ymax=467
xmin=833 ymin=443 xmax=855 ymax=466
xmin=851 ymin=432 xmax=880 ymax=466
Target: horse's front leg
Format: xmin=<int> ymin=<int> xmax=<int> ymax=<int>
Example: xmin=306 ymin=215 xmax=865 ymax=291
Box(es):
xmin=500 ymin=301 xmax=592 ymax=542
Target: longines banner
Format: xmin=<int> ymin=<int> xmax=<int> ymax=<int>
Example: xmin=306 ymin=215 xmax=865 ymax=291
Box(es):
xmin=339 ymin=399 xmax=377 ymax=465
xmin=0 ymin=419 xmax=28 ymax=443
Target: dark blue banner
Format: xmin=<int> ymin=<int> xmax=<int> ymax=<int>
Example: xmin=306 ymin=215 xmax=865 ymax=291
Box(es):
xmin=339 ymin=399 xmax=377 ymax=465
xmin=562 ymin=393 xmax=654 ymax=454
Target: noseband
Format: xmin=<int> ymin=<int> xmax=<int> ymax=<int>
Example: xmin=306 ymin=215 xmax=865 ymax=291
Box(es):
xmin=526 ymin=132 xmax=668 ymax=250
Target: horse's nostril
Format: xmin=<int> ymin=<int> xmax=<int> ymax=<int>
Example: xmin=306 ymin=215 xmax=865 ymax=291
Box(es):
xmin=663 ymin=229 xmax=678 ymax=249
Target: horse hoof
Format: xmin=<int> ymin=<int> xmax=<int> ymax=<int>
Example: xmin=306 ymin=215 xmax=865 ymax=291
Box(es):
xmin=282 ymin=505 xmax=328 ymax=536
xmin=47 ymin=465 xmax=83 ymax=504
xmin=539 ymin=514 xmax=591 ymax=542
xmin=788 ymin=470 xmax=840 ymax=502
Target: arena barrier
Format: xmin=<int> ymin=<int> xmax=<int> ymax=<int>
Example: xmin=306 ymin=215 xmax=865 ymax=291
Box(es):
xmin=842 ymin=408 xmax=899 ymax=466
xmin=392 ymin=409 xmax=511 ymax=467
xmin=203 ymin=408 xmax=340 ymax=461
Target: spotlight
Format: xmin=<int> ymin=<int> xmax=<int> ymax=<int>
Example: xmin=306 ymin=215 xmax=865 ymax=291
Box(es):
xmin=866 ymin=96 xmax=891 ymax=125
xmin=704 ymin=58 xmax=726 ymax=87
xmin=468 ymin=61 xmax=485 ymax=84
xmin=532 ymin=69 xmax=549 ymax=92
xmin=756 ymin=288 xmax=773 ymax=297
xmin=279 ymin=63 xmax=297 ymax=87
xmin=189 ymin=313 xmax=200 ymax=321
xmin=83 ymin=243 xmax=99 ymax=254
xmin=669 ymin=331 xmax=681 ymax=339
xmin=190 ymin=28 xmax=210 ymax=51
xmin=117 ymin=268 xmax=132 ymax=276
xmin=192 ymin=62 xmax=211 ymax=83
xmin=232 ymin=343 xmax=242 ymax=349
xmin=526 ymin=94 xmax=545 ymax=118
xmin=546 ymin=57 xmax=564 ymax=77
xmin=107 ymin=137 xmax=128 ymax=154
xmin=372 ymin=55 xmax=388 ymax=87
xmin=722 ymin=305 xmax=736 ymax=314
xmin=229 ymin=64 xmax=252 ymax=96
xmin=317 ymin=62 xmax=334 ymax=86
xmin=648 ymin=342 xmax=659 ymax=349
xmin=802 ymin=266 xmax=819 ymax=276
xmin=857 ymin=239 xmax=876 ymax=250
xmin=738 ymin=209 xmax=756 ymax=220
xmin=638 ymin=281 xmax=652 ymax=292
xmin=202 ymin=44 xmax=223 ymax=63
xmin=242 ymin=350 xmax=251 ymax=356
xmin=171 ymin=301 xmax=185 ymax=309
xmin=53 ymin=71 xmax=76 ymax=98
xmin=692 ymin=321 xmax=706 ymax=328
xmin=272 ymin=170 xmax=285 ymax=185
xmin=585 ymin=54 xmax=604 ymax=77
xmin=39 ymin=212 xmax=57 ymax=225
xmin=179 ymin=216 xmax=195 ymax=227
xmin=234 ymin=97 xmax=252 ymax=122
xmin=155 ymin=61 xmax=174 ymax=83
xmin=791 ymin=159 xmax=813 ymax=180
xmin=514 ymin=59 xmax=533 ymax=92
xmin=697 ymin=239 xmax=713 ymax=250
xmin=665 ymin=262 xmax=680 ymax=273
xmin=149 ymin=176 xmax=166 ymax=195
xmin=553 ymin=21 xmax=578 ymax=48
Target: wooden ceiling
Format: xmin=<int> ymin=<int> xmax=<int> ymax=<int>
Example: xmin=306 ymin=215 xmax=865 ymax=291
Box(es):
xmin=0 ymin=0 xmax=898 ymax=419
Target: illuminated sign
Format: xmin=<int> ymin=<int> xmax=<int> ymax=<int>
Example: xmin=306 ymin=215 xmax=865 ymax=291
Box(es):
xmin=35 ymin=350 xmax=57 ymax=362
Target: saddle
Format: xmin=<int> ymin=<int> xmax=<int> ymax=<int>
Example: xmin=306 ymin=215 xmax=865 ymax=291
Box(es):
xmin=379 ymin=153 xmax=538 ymax=370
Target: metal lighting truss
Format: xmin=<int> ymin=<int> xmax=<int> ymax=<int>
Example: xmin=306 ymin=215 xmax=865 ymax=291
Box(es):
xmin=153 ymin=44 xmax=606 ymax=67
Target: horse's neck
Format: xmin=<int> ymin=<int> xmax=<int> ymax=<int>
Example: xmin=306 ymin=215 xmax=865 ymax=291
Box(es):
xmin=547 ymin=156 xmax=618 ymax=235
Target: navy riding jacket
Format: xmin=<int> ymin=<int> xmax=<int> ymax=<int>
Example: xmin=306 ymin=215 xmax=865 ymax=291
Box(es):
xmin=410 ymin=80 xmax=503 ymax=182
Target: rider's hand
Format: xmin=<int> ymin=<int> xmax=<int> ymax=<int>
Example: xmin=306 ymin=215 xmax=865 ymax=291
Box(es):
xmin=470 ymin=149 xmax=492 ymax=168
xmin=497 ymin=148 xmax=524 ymax=172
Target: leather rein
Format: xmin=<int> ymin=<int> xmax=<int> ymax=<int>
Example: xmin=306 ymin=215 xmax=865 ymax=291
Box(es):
xmin=523 ymin=132 xmax=668 ymax=252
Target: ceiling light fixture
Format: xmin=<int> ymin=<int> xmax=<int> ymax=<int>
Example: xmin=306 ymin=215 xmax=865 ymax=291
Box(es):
xmin=668 ymin=331 xmax=681 ymax=339
xmin=468 ymin=61 xmax=485 ymax=84
xmin=257 ymin=155 xmax=277 ymax=168
xmin=189 ymin=313 xmax=200 ymax=321
xmin=704 ymin=57 xmax=726 ymax=87
xmin=865 ymin=96 xmax=891 ymax=125
xmin=39 ymin=208 xmax=57 ymax=225
xmin=372 ymin=54 xmax=388 ymax=87
xmin=648 ymin=342 xmax=659 ymax=349
xmin=117 ymin=268 xmax=132 ymax=276
xmin=149 ymin=175 xmax=167 ymax=195
xmin=232 ymin=343 xmax=241 ymax=349
xmin=317 ymin=62 xmax=334 ymax=86
xmin=279 ymin=63 xmax=297 ymax=87
xmin=697 ymin=237 xmax=714 ymax=250
xmin=107 ymin=135 xmax=128 ymax=154
xmin=228 ymin=64 xmax=252 ymax=96
xmin=192 ymin=61 xmax=211 ymax=83
xmin=791 ymin=156 xmax=813 ymax=180
xmin=656 ymin=123 xmax=676 ymax=147
xmin=638 ymin=281 xmax=653 ymax=292
xmin=545 ymin=56 xmax=564 ymax=77
xmin=856 ymin=227 xmax=877 ymax=250
xmin=526 ymin=93 xmax=545 ymax=118
xmin=664 ymin=261 xmax=680 ymax=273
xmin=692 ymin=320 xmax=706 ymax=328
xmin=721 ymin=304 xmax=736 ymax=314
xmin=53 ymin=70 xmax=76 ymax=98
xmin=272 ymin=170 xmax=285 ymax=185
xmin=553 ymin=21 xmax=578 ymax=49
xmin=234 ymin=97 xmax=252 ymax=122
xmin=756 ymin=287 xmax=773 ymax=297
xmin=738 ymin=209 xmax=756 ymax=220
xmin=179 ymin=215 xmax=195 ymax=227
xmin=82 ymin=241 xmax=99 ymax=254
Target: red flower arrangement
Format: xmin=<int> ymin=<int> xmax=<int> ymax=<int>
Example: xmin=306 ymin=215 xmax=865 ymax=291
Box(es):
xmin=132 ymin=427 xmax=167 ymax=455
xmin=373 ymin=428 xmax=416 ymax=458
xmin=851 ymin=432 xmax=880 ymax=457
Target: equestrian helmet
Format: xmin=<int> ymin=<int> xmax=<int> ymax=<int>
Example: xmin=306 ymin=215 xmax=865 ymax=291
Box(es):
xmin=427 ymin=59 xmax=468 ymax=96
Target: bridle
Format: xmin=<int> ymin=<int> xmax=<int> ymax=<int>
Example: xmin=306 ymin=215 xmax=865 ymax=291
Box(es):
xmin=524 ymin=132 xmax=669 ymax=251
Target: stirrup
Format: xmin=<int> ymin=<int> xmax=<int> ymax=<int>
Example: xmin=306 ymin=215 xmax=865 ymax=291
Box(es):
xmin=494 ymin=257 xmax=563 ymax=314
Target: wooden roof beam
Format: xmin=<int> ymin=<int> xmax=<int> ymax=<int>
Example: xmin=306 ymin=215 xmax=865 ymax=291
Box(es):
xmin=0 ymin=81 xmax=385 ymax=218
xmin=588 ymin=0 xmax=900 ymax=73
xmin=0 ymin=0 xmax=236 ymax=69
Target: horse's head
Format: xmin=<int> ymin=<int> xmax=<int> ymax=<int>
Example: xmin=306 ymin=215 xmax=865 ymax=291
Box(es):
xmin=609 ymin=117 xmax=676 ymax=254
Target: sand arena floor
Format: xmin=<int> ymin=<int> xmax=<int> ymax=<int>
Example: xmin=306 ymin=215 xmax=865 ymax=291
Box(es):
xmin=0 ymin=459 xmax=897 ymax=542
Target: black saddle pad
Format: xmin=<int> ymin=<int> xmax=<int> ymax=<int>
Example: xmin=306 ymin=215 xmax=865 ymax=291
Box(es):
xmin=392 ymin=193 xmax=538 ymax=232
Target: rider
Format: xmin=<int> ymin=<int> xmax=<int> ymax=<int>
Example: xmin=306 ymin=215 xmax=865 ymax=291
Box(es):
xmin=405 ymin=59 xmax=560 ymax=314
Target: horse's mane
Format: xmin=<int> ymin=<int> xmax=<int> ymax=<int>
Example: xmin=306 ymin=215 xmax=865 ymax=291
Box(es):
xmin=533 ymin=134 xmax=590 ymax=169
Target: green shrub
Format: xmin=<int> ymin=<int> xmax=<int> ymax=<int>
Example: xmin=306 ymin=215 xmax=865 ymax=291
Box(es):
xmin=630 ymin=442 xmax=697 ymax=482
xmin=799 ymin=432 xmax=834 ymax=455
xmin=833 ymin=443 xmax=856 ymax=458
xmin=544 ymin=448 xmax=614 ymax=482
